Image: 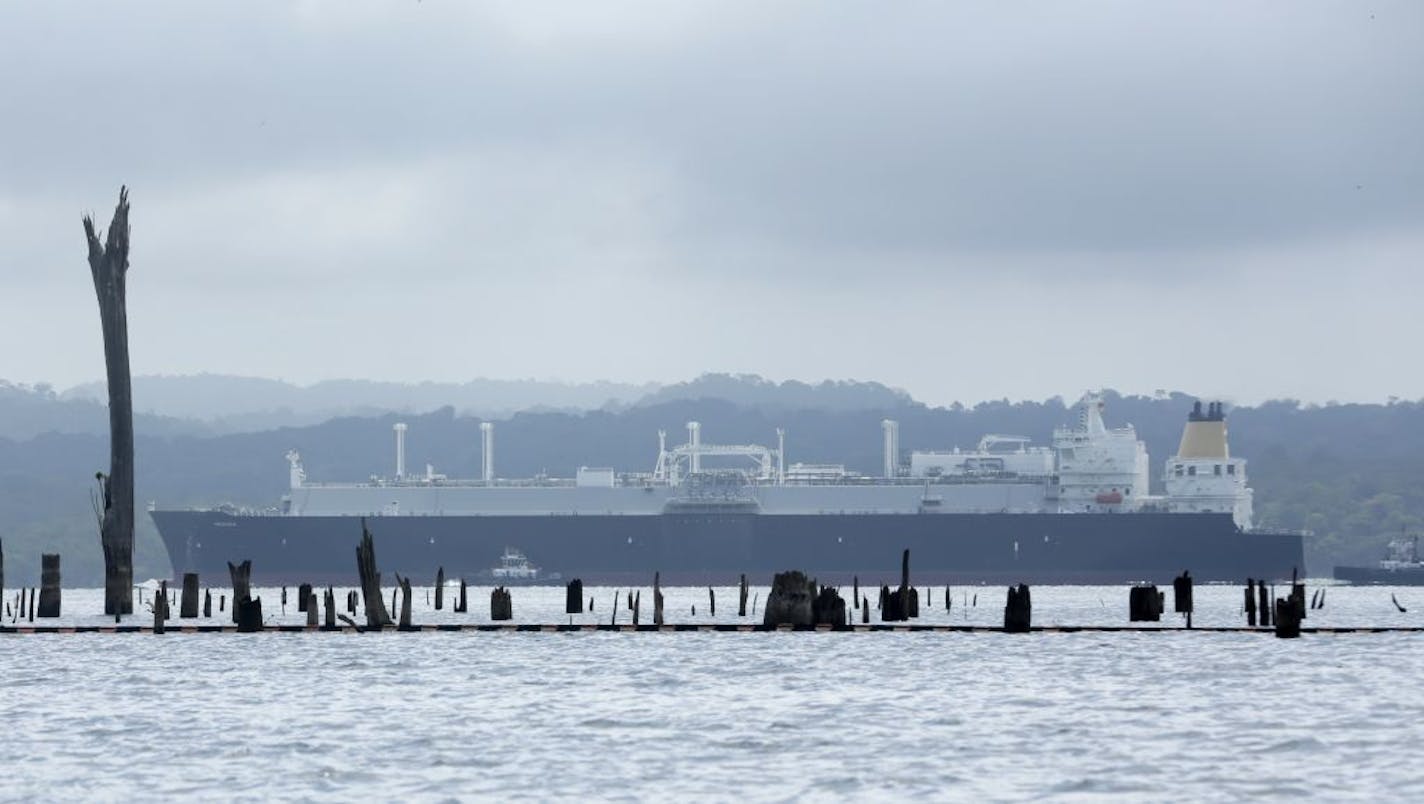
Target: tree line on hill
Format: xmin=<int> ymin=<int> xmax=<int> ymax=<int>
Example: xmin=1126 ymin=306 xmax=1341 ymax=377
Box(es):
xmin=0 ymin=379 xmax=1419 ymax=585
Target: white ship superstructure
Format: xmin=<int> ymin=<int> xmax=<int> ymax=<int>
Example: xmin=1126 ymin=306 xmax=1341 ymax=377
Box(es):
xmin=1163 ymin=401 xmax=1253 ymax=528
xmin=264 ymin=394 xmax=1261 ymax=528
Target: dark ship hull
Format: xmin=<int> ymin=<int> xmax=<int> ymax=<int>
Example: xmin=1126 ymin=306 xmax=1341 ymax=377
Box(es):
xmin=153 ymin=509 xmax=1305 ymax=586
xmin=1332 ymin=565 xmax=1424 ymax=585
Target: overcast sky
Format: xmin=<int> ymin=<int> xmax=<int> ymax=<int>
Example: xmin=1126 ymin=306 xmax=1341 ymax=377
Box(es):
xmin=1 ymin=1 xmax=1420 ymax=407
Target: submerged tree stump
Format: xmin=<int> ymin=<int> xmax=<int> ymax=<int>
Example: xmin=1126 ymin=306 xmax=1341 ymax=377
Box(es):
xmin=763 ymin=571 xmax=816 ymax=627
xmin=84 ymin=189 xmax=136 ymax=616
xmin=227 ymin=560 xmax=252 ymax=624
xmin=1004 ymin=584 xmax=1032 ymax=633
xmin=180 ymin=573 xmax=199 ymax=618
xmin=566 ymin=579 xmax=584 ymax=614
xmin=396 ymin=575 xmax=413 ymax=629
xmin=1129 ymin=585 xmax=1163 ymax=622
xmin=37 ymin=554 xmax=61 ymax=618
xmin=355 ymin=520 xmax=393 ymax=628
xmin=1274 ymin=597 xmax=1301 ymax=638
xmin=236 ymin=596 xmax=263 ymax=632
xmin=812 ymin=585 xmax=846 ymax=626
xmin=490 ymin=586 xmax=513 ymax=621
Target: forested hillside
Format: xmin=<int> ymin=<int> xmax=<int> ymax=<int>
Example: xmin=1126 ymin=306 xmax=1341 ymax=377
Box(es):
xmin=0 ymin=380 xmax=1419 ymax=584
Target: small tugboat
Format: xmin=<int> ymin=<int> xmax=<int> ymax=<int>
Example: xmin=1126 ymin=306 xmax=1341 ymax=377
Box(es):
xmin=1334 ymin=534 xmax=1424 ymax=585
xmin=485 ymin=547 xmax=558 ymax=585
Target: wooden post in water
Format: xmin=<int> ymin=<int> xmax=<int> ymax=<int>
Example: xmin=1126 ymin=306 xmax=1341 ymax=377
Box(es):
xmin=1173 ymin=571 xmax=1194 ymax=628
xmin=852 ymin=576 xmax=859 ymax=609
xmin=434 ymin=567 xmax=445 ymax=611
xmin=297 ymin=583 xmax=312 ymax=613
xmin=203 ymin=588 xmax=212 ymax=618
xmin=862 ymin=595 xmax=869 ymax=623
xmin=1290 ymin=568 xmax=1306 ymax=621
xmin=153 ymin=580 xmax=168 ymax=634
xmin=219 ymin=594 xmax=225 ymax=613
xmin=37 ymin=554 xmax=61 ymax=618
xmin=84 ymin=189 xmax=136 ymax=616
xmin=632 ymin=591 xmax=641 ymax=625
xmin=324 ymin=587 xmax=336 ymax=628
xmin=566 ymin=579 xmax=584 ymax=614
xmin=355 ymin=520 xmax=393 ymax=628
xmin=1004 ymin=584 xmax=1032 ymax=633
xmin=180 ymin=573 xmax=199 ymax=618
xmin=708 ymin=586 xmax=715 ymax=616
xmin=1244 ymin=579 xmax=1257 ymax=626
xmin=945 ymin=584 xmax=952 ymax=612
xmin=653 ymin=572 xmax=664 ymax=626
xmin=227 ymin=560 xmax=252 ymax=624
xmin=456 ymin=579 xmax=468 ymax=613
xmin=1257 ymin=581 xmax=1271 ymax=628
xmin=0 ymin=537 xmax=5 ymax=606
xmin=738 ymin=574 xmax=748 ymax=617
xmin=28 ymin=587 xmax=36 ymax=622
xmin=1274 ymin=596 xmax=1301 ymax=638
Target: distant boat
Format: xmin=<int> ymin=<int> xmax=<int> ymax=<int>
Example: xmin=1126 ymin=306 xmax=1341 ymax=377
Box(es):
xmin=1335 ymin=534 xmax=1424 ymax=585
xmin=486 ymin=548 xmax=558 ymax=584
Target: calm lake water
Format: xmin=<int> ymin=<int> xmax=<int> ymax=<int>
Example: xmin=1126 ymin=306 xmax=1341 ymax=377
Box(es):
xmin=2 ymin=583 xmax=1422 ymax=800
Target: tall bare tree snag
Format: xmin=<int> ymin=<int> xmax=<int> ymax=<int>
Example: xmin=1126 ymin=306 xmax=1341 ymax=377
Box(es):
xmin=84 ymin=188 xmax=134 ymax=616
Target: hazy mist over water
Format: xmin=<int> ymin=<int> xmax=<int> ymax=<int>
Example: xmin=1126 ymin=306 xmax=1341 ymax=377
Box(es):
xmin=3 ymin=586 xmax=1423 ymax=799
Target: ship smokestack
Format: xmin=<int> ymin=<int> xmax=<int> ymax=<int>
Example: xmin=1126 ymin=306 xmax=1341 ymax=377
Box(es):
xmin=393 ymin=422 xmax=408 ymax=479
xmin=480 ymin=422 xmax=494 ymax=484
xmin=688 ymin=421 xmax=701 ymax=474
xmin=882 ymin=419 xmax=899 ymax=479
xmin=776 ymin=428 xmax=786 ymax=485
xmin=1177 ymin=400 xmax=1229 ymax=459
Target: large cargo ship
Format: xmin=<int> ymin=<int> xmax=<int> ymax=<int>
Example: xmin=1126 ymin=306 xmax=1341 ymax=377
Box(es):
xmin=151 ymin=395 xmax=1305 ymax=585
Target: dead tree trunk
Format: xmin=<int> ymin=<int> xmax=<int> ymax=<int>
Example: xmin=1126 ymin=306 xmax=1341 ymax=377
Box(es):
xmin=84 ymin=189 xmax=135 ymax=616
xmin=355 ymin=519 xmax=393 ymax=628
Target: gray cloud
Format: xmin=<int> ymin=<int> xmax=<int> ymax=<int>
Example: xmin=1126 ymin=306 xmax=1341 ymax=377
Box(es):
xmin=0 ymin=1 xmax=1420 ymax=404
